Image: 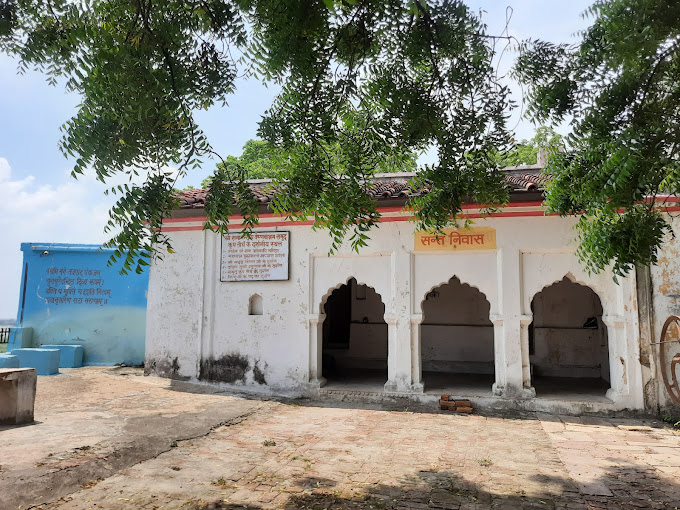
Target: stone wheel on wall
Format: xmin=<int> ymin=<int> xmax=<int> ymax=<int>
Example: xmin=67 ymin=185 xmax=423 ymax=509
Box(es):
xmin=529 ymin=277 xmax=610 ymax=398
xmin=321 ymin=278 xmax=388 ymax=389
xmin=420 ymin=276 xmax=495 ymax=395
xmin=658 ymin=315 xmax=680 ymax=406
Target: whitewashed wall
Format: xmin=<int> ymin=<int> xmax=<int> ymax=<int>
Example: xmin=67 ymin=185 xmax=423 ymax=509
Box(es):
xmin=146 ymin=213 xmax=644 ymax=409
xmin=649 ymin=214 xmax=680 ymax=410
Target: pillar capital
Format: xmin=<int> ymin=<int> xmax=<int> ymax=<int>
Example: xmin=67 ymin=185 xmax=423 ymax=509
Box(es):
xmin=308 ymin=313 xmax=326 ymax=325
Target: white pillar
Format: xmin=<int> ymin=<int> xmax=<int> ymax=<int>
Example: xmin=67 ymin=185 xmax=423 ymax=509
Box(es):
xmin=520 ymin=314 xmax=536 ymax=397
xmin=495 ymin=248 xmax=530 ymax=398
xmin=498 ymin=315 xmax=532 ymax=398
xmin=308 ymin=314 xmax=327 ymax=388
xmin=383 ymin=247 xmax=415 ymax=393
xmin=602 ymin=314 xmax=627 ymax=401
xmin=199 ymin=231 xmax=217 ymax=362
xmin=410 ymin=313 xmax=424 ymax=393
xmin=384 ymin=314 xmax=412 ymax=392
xmin=491 ymin=315 xmax=506 ymax=396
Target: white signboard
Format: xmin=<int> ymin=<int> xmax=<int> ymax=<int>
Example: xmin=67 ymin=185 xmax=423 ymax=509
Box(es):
xmin=221 ymin=231 xmax=290 ymax=282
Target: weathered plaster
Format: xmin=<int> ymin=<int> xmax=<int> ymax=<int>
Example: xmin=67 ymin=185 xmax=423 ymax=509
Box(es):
xmin=649 ymin=215 xmax=680 ymax=412
xmin=146 ymin=215 xmax=644 ymax=410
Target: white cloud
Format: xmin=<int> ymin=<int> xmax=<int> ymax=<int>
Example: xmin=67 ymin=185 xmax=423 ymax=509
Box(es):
xmin=0 ymin=160 xmax=191 ymax=318
xmin=0 ymin=157 xmax=10 ymax=182
xmin=0 ymin=160 xmax=122 ymax=318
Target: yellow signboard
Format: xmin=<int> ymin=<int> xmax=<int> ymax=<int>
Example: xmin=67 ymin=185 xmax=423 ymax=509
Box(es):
xmin=414 ymin=227 xmax=496 ymax=251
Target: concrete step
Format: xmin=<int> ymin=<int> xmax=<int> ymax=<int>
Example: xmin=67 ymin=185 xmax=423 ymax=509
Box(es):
xmin=0 ymin=354 xmax=20 ymax=369
xmin=9 ymin=348 xmax=60 ymax=375
xmin=40 ymin=345 xmax=84 ymax=368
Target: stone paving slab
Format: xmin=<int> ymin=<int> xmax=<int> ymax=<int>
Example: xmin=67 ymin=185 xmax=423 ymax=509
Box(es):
xmin=31 ymin=404 xmax=680 ymax=510
xmin=2 ymin=368 xmax=680 ymax=510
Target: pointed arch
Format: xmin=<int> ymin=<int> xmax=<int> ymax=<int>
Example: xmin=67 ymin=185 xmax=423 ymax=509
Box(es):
xmin=420 ymin=275 xmax=495 ymax=394
xmin=420 ymin=276 xmax=492 ymax=324
xmin=529 ymin=276 xmax=610 ymax=398
xmin=521 ymin=261 xmax=615 ymax=318
xmin=319 ymin=276 xmax=385 ymax=314
xmin=532 ymin=273 xmax=607 ymax=312
xmin=320 ymin=277 xmax=388 ymax=389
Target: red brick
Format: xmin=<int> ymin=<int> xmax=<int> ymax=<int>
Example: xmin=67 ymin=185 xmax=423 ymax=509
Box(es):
xmin=454 ymin=400 xmax=471 ymax=407
xmin=456 ymin=407 xmax=474 ymax=414
xmin=440 ymin=395 xmax=450 ymax=401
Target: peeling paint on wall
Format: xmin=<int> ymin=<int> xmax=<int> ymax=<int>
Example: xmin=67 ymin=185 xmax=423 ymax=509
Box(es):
xmin=200 ymin=353 xmax=250 ymax=383
xmin=620 ymin=357 xmax=627 ymax=385
xmin=253 ymin=360 xmax=267 ymax=385
xmin=651 ymin=220 xmax=680 ymax=410
xmin=656 ymin=251 xmax=680 ymax=297
xmin=144 ymin=356 xmax=188 ymax=380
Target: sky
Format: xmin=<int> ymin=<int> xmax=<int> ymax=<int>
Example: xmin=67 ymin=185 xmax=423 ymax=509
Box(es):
xmin=0 ymin=0 xmax=593 ymax=318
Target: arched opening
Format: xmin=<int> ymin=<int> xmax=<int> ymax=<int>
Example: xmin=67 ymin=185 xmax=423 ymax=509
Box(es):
xmin=321 ymin=278 xmax=388 ymax=389
xmin=421 ymin=276 xmax=494 ymax=395
xmin=249 ymin=294 xmax=263 ymax=315
xmin=529 ymin=277 xmax=610 ymax=398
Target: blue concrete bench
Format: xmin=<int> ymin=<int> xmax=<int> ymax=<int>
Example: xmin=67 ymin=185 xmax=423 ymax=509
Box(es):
xmin=0 ymin=354 xmax=20 ymax=369
xmin=10 ymin=348 xmax=60 ymax=375
xmin=41 ymin=345 xmax=84 ymax=368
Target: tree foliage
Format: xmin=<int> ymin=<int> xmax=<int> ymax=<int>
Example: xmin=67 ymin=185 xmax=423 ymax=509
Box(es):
xmin=514 ymin=0 xmax=680 ymax=278
xmin=0 ymin=0 xmax=512 ymax=270
xmin=494 ymin=126 xmax=564 ymax=167
xmin=194 ymin=138 xmax=418 ymax=188
xmin=225 ymin=139 xmax=283 ymax=181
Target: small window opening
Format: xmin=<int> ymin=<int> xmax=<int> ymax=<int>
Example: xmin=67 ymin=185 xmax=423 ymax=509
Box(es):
xmin=249 ymin=294 xmax=263 ymax=315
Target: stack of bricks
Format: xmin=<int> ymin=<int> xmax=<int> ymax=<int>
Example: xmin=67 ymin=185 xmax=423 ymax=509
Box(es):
xmin=439 ymin=395 xmax=473 ymax=414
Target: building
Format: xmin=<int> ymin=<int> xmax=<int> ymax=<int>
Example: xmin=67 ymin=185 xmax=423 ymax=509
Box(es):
xmin=145 ymin=168 xmax=680 ymax=414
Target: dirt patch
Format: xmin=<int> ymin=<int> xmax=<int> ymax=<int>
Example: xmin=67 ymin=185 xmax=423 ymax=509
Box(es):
xmin=0 ymin=367 xmax=264 ymax=510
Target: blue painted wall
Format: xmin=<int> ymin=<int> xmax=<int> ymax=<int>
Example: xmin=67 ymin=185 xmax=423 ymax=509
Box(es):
xmin=16 ymin=243 xmax=148 ymax=365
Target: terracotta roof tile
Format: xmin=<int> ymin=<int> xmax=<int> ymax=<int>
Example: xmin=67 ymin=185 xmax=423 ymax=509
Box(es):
xmin=175 ymin=172 xmax=548 ymax=210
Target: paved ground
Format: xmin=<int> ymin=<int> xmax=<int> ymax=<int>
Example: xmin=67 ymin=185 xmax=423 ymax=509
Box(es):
xmin=2 ymin=368 xmax=680 ymax=510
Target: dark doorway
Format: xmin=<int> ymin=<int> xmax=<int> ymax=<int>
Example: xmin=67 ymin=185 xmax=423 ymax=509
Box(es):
xmin=421 ymin=276 xmax=494 ymax=395
xmin=529 ymin=277 xmax=610 ymax=399
xmin=322 ymin=278 xmax=388 ymax=389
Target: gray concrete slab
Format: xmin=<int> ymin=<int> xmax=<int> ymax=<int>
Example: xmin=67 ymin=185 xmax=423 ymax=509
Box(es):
xmin=0 ymin=367 xmax=36 ymax=425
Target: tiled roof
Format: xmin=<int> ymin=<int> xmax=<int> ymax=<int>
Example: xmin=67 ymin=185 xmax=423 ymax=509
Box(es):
xmin=176 ymin=170 xmax=549 ymax=210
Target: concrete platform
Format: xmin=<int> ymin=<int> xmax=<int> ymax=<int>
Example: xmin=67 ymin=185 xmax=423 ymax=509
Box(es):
xmin=10 ymin=348 xmax=60 ymax=375
xmin=40 ymin=345 xmax=84 ymax=368
xmin=0 ymin=367 xmax=37 ymax=425
xmin=319 ymin=369 xmax=615 ymax=414
xmin=0 ymin=353 xmax=20 ymax=368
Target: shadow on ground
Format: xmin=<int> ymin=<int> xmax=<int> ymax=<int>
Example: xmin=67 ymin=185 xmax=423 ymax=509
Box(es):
xmin=183 ymin=465 xmax=679 ymax=510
